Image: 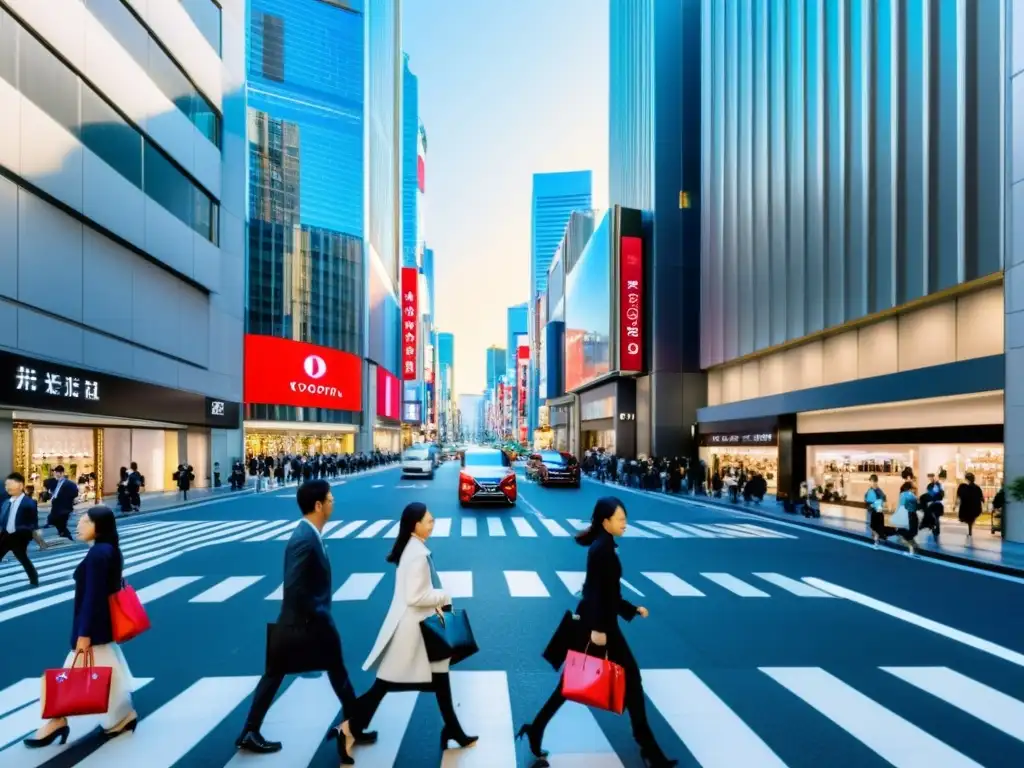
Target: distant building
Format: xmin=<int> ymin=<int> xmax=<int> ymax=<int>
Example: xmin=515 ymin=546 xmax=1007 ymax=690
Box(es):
xmin=485 ymin=346 xmax=506 ymax=392
xmin=531 ymin=171 xmax=593 ymax=297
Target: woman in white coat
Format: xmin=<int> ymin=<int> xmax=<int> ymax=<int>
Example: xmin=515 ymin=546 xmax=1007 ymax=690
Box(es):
xmin=355 ymin=502 xmax=477 ymax=751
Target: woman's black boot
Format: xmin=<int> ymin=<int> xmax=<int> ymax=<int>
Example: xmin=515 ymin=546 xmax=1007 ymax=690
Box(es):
xmin=433 ymin=673 xmax=478 ymax=749
xmin=516 ymin=723 xmax=549 ymax=758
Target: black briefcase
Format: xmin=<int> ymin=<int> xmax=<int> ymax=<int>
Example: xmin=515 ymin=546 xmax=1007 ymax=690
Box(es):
xmin=420 ymin=609 xmax=479 ymax=665
xmin=265 ymin=621 xmax=340 ymax=677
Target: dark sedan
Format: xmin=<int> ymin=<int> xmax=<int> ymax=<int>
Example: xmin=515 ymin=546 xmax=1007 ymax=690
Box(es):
xmin=536 ymin=450 xmax=581 ymax=488
xmin=458 ymin=448 xmax=517 ymax=507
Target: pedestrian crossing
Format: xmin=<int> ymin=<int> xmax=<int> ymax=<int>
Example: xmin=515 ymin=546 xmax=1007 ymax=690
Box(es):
xmin=0 ymin=664 xmax=1019 ymax=766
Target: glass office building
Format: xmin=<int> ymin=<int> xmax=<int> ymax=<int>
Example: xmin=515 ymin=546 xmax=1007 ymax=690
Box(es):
xmin=531 ymin=171 xmax=593 ymax=298
xmin=402 ymin=54 xmax=418 ymax=269
xmin=698 ymin=0 xmax=1009 ymax=537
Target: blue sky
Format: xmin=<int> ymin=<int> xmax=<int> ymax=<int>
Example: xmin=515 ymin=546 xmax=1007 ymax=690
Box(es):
xmin=402 ymin=0 xmax=609 ymax=394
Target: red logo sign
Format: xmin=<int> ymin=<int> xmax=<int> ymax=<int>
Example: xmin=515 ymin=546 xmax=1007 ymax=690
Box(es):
xmin=619 ymin=236 xmax=643 ymax=372
xmin=244 ymin=335 xmax=362 ymax=411
xmin=376 ymin=366 xmax=400 ymax=420
xmin=401 ymin=267 xmax=418 ymax=380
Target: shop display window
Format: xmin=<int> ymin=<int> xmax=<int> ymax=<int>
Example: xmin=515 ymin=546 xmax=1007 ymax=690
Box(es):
xmin=30 ymin=426 xmax=98 ymax=503
xmin=245 ymin=431 xmax=355 ymax=457
xmin=699 ymin=447 xmax=778 ymax=491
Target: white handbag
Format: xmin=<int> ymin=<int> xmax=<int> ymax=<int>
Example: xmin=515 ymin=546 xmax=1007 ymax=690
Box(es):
xmin=890 ymin=506 xmax=909 ymax=528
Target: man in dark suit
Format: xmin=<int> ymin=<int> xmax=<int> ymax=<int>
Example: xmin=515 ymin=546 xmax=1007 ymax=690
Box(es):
xmin=46 ymin=465 xmax=77 ymax=541
xmin=0 ymin=472 xmax=39 ymax=586
xmin=235 ymin=479 xmax=377 ymax=760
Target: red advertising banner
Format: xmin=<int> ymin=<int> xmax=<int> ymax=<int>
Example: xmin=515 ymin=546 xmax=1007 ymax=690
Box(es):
xmin=417 ymin=155 xmax=425 ymax=193
xmin=619 ymin=236 xmax=644 ymax=372
xmin=517 ymin=346 xmax=528 ymax=420
xmin=244 ymin=334 xmax=362 ymax=411
xmin=401 ymin=267 xmax=418 ymax=380
xmin=376 ymin=366 xmax=401 ymax=420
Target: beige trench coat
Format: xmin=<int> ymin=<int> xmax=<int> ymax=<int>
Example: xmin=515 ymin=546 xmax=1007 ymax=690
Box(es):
xmin=362 ymin=536 xmax=451 ymax=683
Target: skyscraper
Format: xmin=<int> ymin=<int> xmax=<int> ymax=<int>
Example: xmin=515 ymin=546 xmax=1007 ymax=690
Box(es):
xmin=506 ymin=304 xmax=528 ymax=370
xmin=485 ymin=346 xmax=507 ymax=392
xmin=437 ymin=332 xmax=455 ymax=439
xmin=531 ymin=171 xmax=593 ymax=297
xmin=401 ymin=54 xmax=418 ymax=269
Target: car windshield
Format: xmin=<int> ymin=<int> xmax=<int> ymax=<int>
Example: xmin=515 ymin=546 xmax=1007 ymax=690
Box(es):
xmin=404 ymin=448 xmax=428 ymax=460
xmin=540 ymin=451 xmax=569 ymax=466
xmin=464 ymin=451 xmax=505 ymax=467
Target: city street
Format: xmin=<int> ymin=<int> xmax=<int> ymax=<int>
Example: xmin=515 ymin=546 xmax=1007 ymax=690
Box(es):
xmin=1 ymin=462 xmax=1023 ymax=767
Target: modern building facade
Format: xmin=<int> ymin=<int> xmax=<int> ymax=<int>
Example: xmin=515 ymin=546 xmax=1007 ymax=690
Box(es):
xmin=401 ymin=54 xmax=418 ymax=270
xmin=531 ymin=171 xmax=593 ymax=298
xmin=0 ymin=0 xmax=245 ymax=498
xmin=506 ymin=303 xmax=528 ymax=439
xmin=485 ymin=346 xmax=506 ymax=392
xmin=698 ymin=0 xmax=1012 ymax=539
xmin=436 ymin=331 xmax=454 ymax=440
xmin=609 ymin=0 xmax=702 ymax=459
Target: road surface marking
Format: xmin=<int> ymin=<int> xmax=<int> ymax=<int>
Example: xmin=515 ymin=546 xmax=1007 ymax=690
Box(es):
xmin=504 ymin=570 xmax=549 ymax=597
xmin=701 ymin=573 xmax=770 ymax=597
xmin=350 ymin=691 xmax=419 ymax=766
xmin=622 ymin=522 xmax=660 ymax=538
xmin=487 ymin=517 xmax=506 ymax=536
xmin=0 ymin=679 xmax=37 ymax=719
xmin=384 ymin=521 xmax=401 ymax=537
xmin=442 ymin=672 xmax=516 ymax=768
xmin=244 ymin=520 xmax=298 ymax=541
xmin=273 ymin=521 xmax=304 ymax=540
xmin=642 ymin=572 xmax=705 ymax=597
xmin=644 ymin=669 xmax=787 ymax=767
xmin=332 ymin=572 xmax=385 ymax=601
xmin=541 ymin=700 xmax=625 ymax=766
xmin=320 ymin=520 xmax=344 ymax=536
xmin=132 ymin=576 xmax=204 ymax=605
xmin=763 ymin=667 xmax=982 ymax=767
xmin=730 ymin=523 xmax=797 ymax=539
xmin=804 ymin=577 xmax=1024 ymax=668
xmin=882 ymin=667 xmax=1024 ymax=743
xmin=566 ymin=518 xmax=588 ymax=531
xmin=636 ymin=520 xmax=693 ymax=538
xmin=222 ymin=675 xmax=339 ymax=767
xmin=432 ymin=518 xmax=453 ymax=537
xmin=693 ymin=524 xmax=743 ymax=537
xmin=511 ymin=517 xmax=537 ymax=537
xmin=189 ymin=576 xmax=264 ymax=603
xmin=326 ymin=520 xmax=367 ymax=539
xmin=539 ymin=518 xmax=571 ymax=537
xmin=439 ymin=571 xmax=474 ymax=598
xmin=670 ymin=523 xmax=717 ymax=538
xmin=461 ymin=518 xmax=478 ymax=537
xmin=556 ymin=571 xmax=586 ymax=596
xmin=73 ymin=677 xmax=259 ymax=767
xmin=620 ymin=578 xmax=645 ymax=597
xmin=356 ymin=519 xmax=392 ymax=538
xmin=755 ymin=573 xmax=833 ymax=597
xmin=372 ymin=483 xmax=384 ymax=488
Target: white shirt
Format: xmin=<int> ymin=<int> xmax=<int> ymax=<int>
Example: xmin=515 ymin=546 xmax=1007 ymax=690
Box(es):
xmin=4 ymin=494 xmax=24 ymax=534
xmin=53 ymin=478 xmax=65 ymax=500
xmin=301 ymin=517 xmax=326 ymax=554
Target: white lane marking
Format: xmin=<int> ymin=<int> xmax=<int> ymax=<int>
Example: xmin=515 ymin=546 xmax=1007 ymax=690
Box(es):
xmin=222 ymin=675 xmax=339 ymax=767
xmin=441 ymin=671 xmax=516 ymax=767
xmin=266 ymin=583 xmax=283 ymax=600
xmin=539 ymin=518 xmax=571 ymax=537
xmin=384 ymin=521 xmax=401 ymax=538
xmin=244 ymin=520 xmax=298 ymax=542
xmin=756 ymin=573 xmax=833 ymax=597
xmin=701 ymin=573 xmax=770 ymax=598
xmin=74 ymin=677 xmax=259 ymax=767
xmin=326 ymin=521 xmax=367 ymax=539
xmin=189 ymin=576 xmax=264 ymax=603
xmin=731 ymin=523 xmax=797 ymax=539
xmin=517 ymin=494 xmax=545 ymax=518
xmin=461 ymin=518 xmax=478 ymax=537
xmin=511 ymin=517 xmax=538 ymax=537
xmin=645 ymin=669 xmax=787 ymax=767
xmin=438 ymin=571 xmax=474 ymax=599
xmin=620 ymin=578 xmax=645 ymax=597
xmin=487 ymin=517 xmax=506 ymax=536
xmin=642 ymin=572 xmax=705 ymax=597
xmin=136 ymin=576 xmax=204 ymax=604
xmin=332 ymin=573 xmax=385 ymax=601
xmin=670 ymin=522 xmax=716 ymax=538
xmin=274 ymin=521 xmax=304 ymax=541
xmin=432 ymin=518 xmax=453 ymax=537
xmin=694 ymin=524 xmax=744 ymax=537
xmin=0 ymin=679 xmax=36 ymax=719
xmin=804 ymin=577 xmax=1024 ymax=668
xmin=321 ymin=520 xmax=344 ymax=536
xmin=346 ymin=691 xmax=419 ymax=765
xmin=356 ymin=520 xmax=392 ymax=538
xmin=556 ymin=571 xmax=586 ymax=596
xmin=372 ymin=484 xmax=384 ymax=488
xmin=539 ymin=700 xmax=624 ymax=766
xmin=763 ymin=667 xmax=982 ymax=767
xmin=504 ymin=570 xmax=550 ymax=597
xmin=635 ymin=520 xmax=693 ymax=538
xmin=622 ymin=523 xmax=658 ymax=538
xmin=882 ymin=666 xmax=1024 ymax=743
xmin=566 ymin=518 xmax=588 ymax=531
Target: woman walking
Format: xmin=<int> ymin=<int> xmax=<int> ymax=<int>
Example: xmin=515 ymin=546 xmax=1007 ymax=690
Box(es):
xmin=354 ymin=502 xmax=477 ymax=752
xmin=24 ymin=506 xmax=138 ymax=748
xmin=518 ymin=497 xmax=677 ymax=767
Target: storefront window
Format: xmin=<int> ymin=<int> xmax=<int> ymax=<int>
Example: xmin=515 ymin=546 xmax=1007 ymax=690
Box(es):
xmin=582 ymin=429 xmax=615 ymax=454
xmin=245 ymin=430 xmax=355 ymax=457
xmin=29 ymin=426 xmax=99 ymax=503
xmin=373 ymin=428 xmax=400 ymax=453
xmin=699 ymin=446 xmax=779 ymax=492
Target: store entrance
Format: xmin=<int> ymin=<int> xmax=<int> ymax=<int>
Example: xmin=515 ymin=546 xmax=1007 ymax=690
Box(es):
xmin=701 ymin=446 xmax=779 ymax=492
xmin=245 ymin=429 xmax=355 ymax=457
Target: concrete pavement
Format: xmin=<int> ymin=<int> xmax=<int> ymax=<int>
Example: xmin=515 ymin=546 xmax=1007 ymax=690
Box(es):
xmin=1 ymin=460 xmax=1023 ymax=765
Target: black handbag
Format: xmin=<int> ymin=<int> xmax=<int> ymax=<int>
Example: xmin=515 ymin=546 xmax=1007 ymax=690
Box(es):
xmin=542 ymin=610 xmax=587 ymax=671
xmin=420 ymin=608 xmax=479 ymax=665
xmin=265 ymin=621 xmax=340 ymax=677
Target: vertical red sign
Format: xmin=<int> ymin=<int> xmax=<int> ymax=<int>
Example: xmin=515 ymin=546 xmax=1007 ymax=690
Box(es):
xmin=619 ymin=236 xmax=643 ymax=372
xmin=401 ymin=267 xmax=418 ymax=380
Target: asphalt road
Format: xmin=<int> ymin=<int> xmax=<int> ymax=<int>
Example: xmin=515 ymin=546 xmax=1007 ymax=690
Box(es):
xmin=1 ymin=460 xmax=1023 ymax=767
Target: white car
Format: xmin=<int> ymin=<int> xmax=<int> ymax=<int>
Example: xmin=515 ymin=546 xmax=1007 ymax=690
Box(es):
xmin=402 ymin=447 xmax=434 ymax=479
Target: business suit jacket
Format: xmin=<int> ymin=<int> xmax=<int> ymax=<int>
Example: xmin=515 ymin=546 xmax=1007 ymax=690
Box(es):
xmin=278 ymin=520 xmax=334 ymax=629
xmin=70 ymin=542 xmax=121 ymax=648
xmin=1 ymin=494 xmax=39 ymax=534
xmin=49 ymin=479 xmax=79 ymax=516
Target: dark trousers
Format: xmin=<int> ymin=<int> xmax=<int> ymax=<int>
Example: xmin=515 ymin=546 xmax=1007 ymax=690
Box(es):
xmin=48 ymin=509 xmax=72 ymax=538
xmin=244 ymin=658 xmax=358 ymax=731
xmin=870 ymin=510 xmax=896 ymax=539
xmin=0 ymin=531 xmax=38 ymax=584
xmin=353 ymin=674 xmax=465 ymax=735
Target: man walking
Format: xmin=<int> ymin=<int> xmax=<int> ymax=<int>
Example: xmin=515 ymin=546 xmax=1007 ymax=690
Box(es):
xmin=0 ymin=472 xmax=40 ymax=587
xmin=234 ymin=479 xmax=377 ymax=761
xmin=47 ymin=465 xmax=77 ymax=541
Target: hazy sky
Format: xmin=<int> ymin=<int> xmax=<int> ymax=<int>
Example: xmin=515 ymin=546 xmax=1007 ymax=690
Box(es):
xmin=402 ymin=0 xmax=609 ymax=395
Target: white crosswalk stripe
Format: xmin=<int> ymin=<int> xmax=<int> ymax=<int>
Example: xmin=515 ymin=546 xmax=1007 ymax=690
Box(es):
xmin=0 ymin=665 xmax=1011 ymax=766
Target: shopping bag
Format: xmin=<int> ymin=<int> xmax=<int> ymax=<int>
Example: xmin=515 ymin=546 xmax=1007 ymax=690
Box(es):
xmin=40 ymin=649 xmax=112 ymax=719
xmin=560 ymin=646 xmax=626 ymax=714
xmin=109 ymin=582 xmax=151 ymax=643
xmin=420 ymin=608 xmax=479 ymax=665
xmin=890 ymin=506 xmax=909 ymax=529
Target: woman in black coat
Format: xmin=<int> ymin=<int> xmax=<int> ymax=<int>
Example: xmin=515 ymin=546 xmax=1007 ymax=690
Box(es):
xmin=517 ymin=497 xmax=677 ymax=767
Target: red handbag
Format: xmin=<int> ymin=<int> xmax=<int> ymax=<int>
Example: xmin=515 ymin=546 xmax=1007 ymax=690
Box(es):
xmin=109 ymin=582 xmax=151 ymax=643
xmin=561 ymin=645 xmax=626 ymax=714
xmin=41 ymin=649 xmax=113 ymax=719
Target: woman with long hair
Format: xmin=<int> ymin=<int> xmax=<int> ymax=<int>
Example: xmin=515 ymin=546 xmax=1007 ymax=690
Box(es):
xmin=517 ymin=497 xmax=677 ymax=767
xmin=24 ymin=505 xmax=138 ymax=748
xmin=355 ymin=502 xmax=477 ymax=751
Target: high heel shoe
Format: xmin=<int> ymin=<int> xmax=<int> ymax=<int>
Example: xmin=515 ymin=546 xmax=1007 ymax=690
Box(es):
xmin=440 ymin=725 xmax=478 ymax=750
xmin=104 ymin=717 xmax=138 ymax=739
xmin=515 ymin=723 xmax=549 ymax=758
xmin=23 ymin=724 xmax=70 ymax=748
xmin=324 ymin=725 xmax=355 ymax=765
xmin=640 ymin=746 xmax=678 ymax=767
